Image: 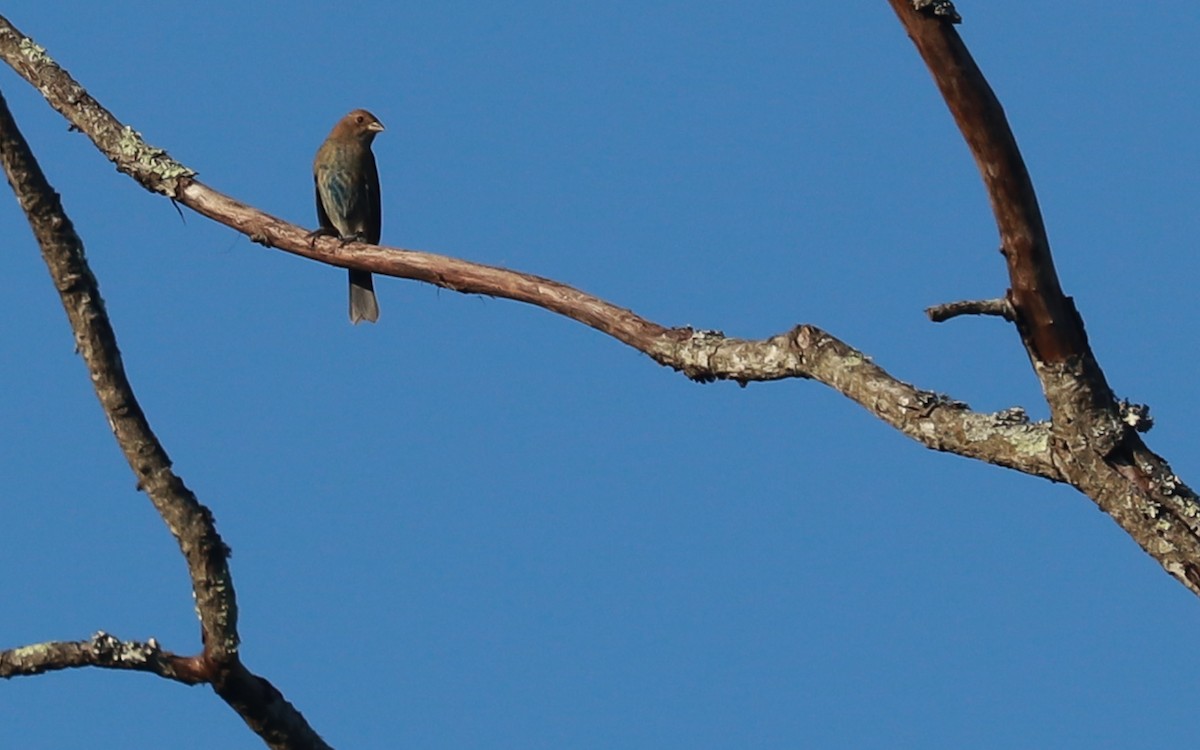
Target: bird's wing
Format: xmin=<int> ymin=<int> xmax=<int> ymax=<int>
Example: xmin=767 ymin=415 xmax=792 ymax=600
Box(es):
xmin=364 ymin=149 xmax=382 ymax=244
xmin=314 ymin=173 xmax=335 ymax=232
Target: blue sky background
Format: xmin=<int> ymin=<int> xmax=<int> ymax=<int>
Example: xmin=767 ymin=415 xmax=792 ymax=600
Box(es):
xmin=2 ymin=2 xmax=1199 ymax=748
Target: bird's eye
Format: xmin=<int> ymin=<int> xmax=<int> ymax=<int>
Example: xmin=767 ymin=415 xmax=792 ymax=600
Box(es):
xmin=355 ymin=115 xmax=364 ymax=123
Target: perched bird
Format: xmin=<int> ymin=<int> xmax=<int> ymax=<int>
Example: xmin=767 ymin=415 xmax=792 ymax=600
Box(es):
xmin=311 ymin=109 xmax=385 ymax=323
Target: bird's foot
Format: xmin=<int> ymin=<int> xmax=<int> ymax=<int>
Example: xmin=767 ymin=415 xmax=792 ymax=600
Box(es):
xmin=306 ymin=227 xmax=338 ymax=247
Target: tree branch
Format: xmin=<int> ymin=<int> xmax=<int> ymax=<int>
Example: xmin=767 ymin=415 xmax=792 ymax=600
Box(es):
xmin=888 ymin=1 xmax=1081 ymax=364
xmin=0 ymin=12 xmax=1051 ymax=478
xmin=0 ymin=86 xmax=235 ymax=663
xmin=889 ymin=1 xmax=1200 ymax=593
xmin=926 ymin=297 xmax=1015 ymax=323
xmin=0 ymin=632 xmax=207 ymax=683
xmin=5 ymin=8 xmax=1197 ymax=592
xmin=4 ymin=3 xmax=1200 ymax=746
xmin=0 ymin=88 xmax=330 ymax=750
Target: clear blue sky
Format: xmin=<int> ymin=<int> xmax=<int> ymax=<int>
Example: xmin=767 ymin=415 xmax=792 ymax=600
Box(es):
xmin=3 ymin=2 xmax=1199 ymax=748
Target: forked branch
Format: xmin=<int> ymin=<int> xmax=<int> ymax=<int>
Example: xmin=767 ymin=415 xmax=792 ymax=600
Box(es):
xmin=0 ymin=88 xmax=329 ymax=750
xmin=888 ymin=0 xmax=1200 ymax=592
xmin=3 ymin=7 xmax=1200 ymax=750
xmin=0 ymin=13 xmax=1051 ymax=475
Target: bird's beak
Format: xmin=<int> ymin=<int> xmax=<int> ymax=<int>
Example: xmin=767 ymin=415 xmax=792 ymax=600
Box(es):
xmin=369 ymin=121 xmax=385 ymax=133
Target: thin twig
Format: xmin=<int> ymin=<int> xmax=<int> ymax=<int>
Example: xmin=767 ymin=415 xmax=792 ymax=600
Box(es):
xmin=926 ymin=297 xmax=1014 ymax=323
xmin=0 ymin=632 xmax=207 ymax=684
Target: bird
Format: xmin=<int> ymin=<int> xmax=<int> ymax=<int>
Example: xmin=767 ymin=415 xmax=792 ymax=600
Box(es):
xmin=310 ymin=108 xmax=385 ymax=323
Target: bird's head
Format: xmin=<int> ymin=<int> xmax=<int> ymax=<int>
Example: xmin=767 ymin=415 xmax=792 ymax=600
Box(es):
xmin=329 ymin=109 xmax=385 ymax=143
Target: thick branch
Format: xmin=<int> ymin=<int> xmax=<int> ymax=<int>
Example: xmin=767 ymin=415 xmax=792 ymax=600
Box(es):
xmin=0 ymin=13 xmax=1051 ymax=478
xmin=887 ymin=1 xmax=1082 ymax=365
xmin=0 ymin=89 xmax=330 ymax=750
xmin=890 ymin=2 xmax=1200 ymax=594
xmin=1 ymin=6 xmax=1197 ymax=595
xmin=0 ymin=87 xmax=236 ymax=664
xmin=178 ymin=177 xmax=1070 ymax=480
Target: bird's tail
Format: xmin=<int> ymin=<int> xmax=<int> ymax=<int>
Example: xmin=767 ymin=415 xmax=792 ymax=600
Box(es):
xmin=348 ymin=270 xmax=380 ymax=324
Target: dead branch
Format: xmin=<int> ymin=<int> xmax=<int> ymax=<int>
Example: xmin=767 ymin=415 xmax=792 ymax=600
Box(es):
xmin=0 ymin=87 xmax=330 ymax=750
xmin=926 ymin=298 xmax=1014 ymax=323
xmin=0 ymin=13 xmax=1051 ymax=475
xmin=0 ymin=632 xmax=206 ymax=684
xmin=3 ymin=6 xmax=1200 ymax=748
xmin=887 ymin=0 xmax=1200 ymax=593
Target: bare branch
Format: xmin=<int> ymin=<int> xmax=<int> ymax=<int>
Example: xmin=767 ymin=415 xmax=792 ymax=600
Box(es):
xmin=926 ymin=297 xmax=1014 ymax=323
xmin=889 ymin=1 xmax=1083 ymax=366
xmin=0 ymin=632 xmax=207 ymax=684
xmin=0 ymin=13 xmax=1052 ymax=478
xmin=1 ymin=5 xmax=1199 ymax=747
xmin=0 ymin=86 xmax=236 ymax=666
xmin=889 ymin=1 xmax=1200 ymax=594
xmin=0 ymin=89 xmax=330 ymax=750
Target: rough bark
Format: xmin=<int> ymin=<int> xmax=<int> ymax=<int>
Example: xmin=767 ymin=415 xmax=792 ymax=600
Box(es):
xmin=888 ymin=0 xmax=1200 ymax=593
xmin=0 ymin=88 xmax=330 ymax=750
xmin=2 ymin=4 xmax=1199 ymax=749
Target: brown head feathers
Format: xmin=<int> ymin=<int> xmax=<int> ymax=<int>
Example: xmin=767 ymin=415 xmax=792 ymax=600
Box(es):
xmin=328 ymin=109 xmax=385 ymax=141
